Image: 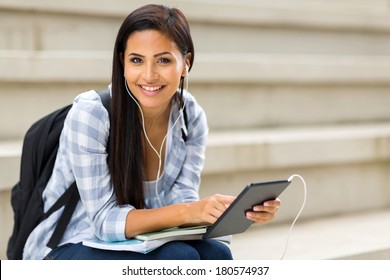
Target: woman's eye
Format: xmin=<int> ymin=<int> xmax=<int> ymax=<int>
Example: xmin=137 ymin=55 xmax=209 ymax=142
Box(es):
xmin=158 ymin=57 xmax=170 ymax=64
xmin=130 ymin=57 xmax=143 ymax=64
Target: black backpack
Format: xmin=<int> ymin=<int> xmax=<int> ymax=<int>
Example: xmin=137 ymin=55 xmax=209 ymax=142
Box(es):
xmin=7 ymin=90 xmax=110 ymax=260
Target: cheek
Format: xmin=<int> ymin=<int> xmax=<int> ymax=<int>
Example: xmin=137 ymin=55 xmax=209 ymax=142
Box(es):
xmin=124 ymin=67 xmax=138 ymax=80
xmin=165 ymin=68 xmax=183 ymax=86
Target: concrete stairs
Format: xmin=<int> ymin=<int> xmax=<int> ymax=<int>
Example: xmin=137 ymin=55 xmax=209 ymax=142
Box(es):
xmin=1 ymin=0 xmax=390 ymax=259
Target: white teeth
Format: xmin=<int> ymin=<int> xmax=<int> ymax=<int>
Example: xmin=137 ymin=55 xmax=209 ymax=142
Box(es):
xmin=141 ymin=85 xmax=162 ymax=91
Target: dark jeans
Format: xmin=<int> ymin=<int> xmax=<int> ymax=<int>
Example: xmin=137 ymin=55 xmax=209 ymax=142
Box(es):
xmin=45 ymin=240 xmax=233 ymax=260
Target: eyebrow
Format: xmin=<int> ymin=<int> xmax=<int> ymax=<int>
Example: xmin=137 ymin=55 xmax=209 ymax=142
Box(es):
xmin=128 ymin=52 xmax=172 ymax=58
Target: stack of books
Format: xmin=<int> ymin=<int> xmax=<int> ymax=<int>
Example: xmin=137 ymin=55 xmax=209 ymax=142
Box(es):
xmin=83 ymin=226 xmax=216 ymax=254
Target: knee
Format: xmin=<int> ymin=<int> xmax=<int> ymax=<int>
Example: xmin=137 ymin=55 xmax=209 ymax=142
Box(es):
xmin=189 ymin=240 xmax=233 ymax=260
xmin=217 ymin=243 xmax=233 ymax=260
xmin=154 ymin=242 xmax=201 ymax=260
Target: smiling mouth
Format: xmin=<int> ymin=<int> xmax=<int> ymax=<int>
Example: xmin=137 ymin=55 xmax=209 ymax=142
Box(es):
xmin=140 ymin=85 xmax=165 ymax=92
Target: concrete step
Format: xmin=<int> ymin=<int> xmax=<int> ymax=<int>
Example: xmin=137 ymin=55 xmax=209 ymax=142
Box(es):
xmin=203 ymin=123 xmax=390 ymax=175
xmin=4 ymin=51 xmax=390 ymax=84
xmin=2 ymin=51 xmax=390 ymax=138
xmin=2 ymin=0 xmax=390 ymax=55
xmin=231 ymin=208 xmax=390 ymax=260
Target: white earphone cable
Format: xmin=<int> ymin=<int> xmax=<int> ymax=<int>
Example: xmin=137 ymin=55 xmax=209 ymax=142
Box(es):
xmin=124 ymin=79 xmax=186 ymax=207
xmin=279 ymin=174 xmax=307 ymax=260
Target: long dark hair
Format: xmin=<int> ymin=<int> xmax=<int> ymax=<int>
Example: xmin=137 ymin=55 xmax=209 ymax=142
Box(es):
xmin=109 ymin=4 xmax=195 ymax=208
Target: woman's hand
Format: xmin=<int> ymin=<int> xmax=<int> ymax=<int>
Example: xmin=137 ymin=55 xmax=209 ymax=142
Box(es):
xmin=185 ymin=194 xmax=236 ymax=225
xmin=245 ymin=199 xmax=281 ymax=225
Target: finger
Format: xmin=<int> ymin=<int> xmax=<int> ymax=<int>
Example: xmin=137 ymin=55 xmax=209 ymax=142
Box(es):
xmin=204 ymin=215 xmax=218 ymax=225
xmin=214 ymin=194 xmax=236 ymax=209
xmin=263 ymin=198 xmax=281 ymax=207
xmin=246 ymin=210 xmax=274 ymax=220
xmin=210 ymin=194 xmax=236 ymax=213
xmin=246 ymin=211 xmax=275 ymax=224
xmin=209 ymin=195 xmax=229 ymax=211
xmin=253 ymin=205 xmax=279 ymax=214
xmin=201 ymin=196 xmax=227 ymax=223
xmin=253 ymin=199 xmax=281 ymax=212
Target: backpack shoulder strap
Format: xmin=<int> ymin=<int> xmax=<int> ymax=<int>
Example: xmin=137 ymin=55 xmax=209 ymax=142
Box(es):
xmin=96 ymin=89 xmax=110 ymax=113
xmin=46 ymin=182 xmax=79 ymax=249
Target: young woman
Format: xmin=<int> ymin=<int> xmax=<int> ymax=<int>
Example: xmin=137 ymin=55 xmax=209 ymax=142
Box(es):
xmin=23 ymin=4 xmax=281 ymax=260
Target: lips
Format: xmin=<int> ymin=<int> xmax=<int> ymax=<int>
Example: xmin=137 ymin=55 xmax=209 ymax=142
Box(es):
xmin=138 ymin=84 xmax=166 ymax=97
xmin=140 ymin=85 xmax=164 ymax=92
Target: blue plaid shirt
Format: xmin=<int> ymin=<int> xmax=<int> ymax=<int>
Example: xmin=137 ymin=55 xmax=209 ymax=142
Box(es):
xmin=23 ymin=88 xmax=208 ymax=259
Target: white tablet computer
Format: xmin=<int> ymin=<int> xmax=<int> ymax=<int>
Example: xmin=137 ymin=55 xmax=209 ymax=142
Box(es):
xmin=203 ymin=179 xmax=291 ymax=239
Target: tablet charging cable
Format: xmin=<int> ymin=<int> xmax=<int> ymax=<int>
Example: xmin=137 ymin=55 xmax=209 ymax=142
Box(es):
xmin=279 ymin=174 xmax=307 ymax=260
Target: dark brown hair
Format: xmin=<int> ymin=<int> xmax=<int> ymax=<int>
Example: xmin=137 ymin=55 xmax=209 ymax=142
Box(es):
xmin=108 ymin=4 xmax=194 ymax=208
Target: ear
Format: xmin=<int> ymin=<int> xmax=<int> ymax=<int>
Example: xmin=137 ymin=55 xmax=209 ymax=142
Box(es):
xmin=182 ymin=53 xmax=192 ymax=77
xmin=181 ymin=65 xmax=189 ymax=77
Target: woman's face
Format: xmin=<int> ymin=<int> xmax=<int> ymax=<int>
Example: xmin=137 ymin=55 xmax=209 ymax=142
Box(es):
xmin=123 ymin=29 xmax=189 ymax=112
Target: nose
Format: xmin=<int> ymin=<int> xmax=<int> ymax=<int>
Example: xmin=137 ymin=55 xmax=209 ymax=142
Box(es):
xmin=143 ymin=63 xmax=158 ymax=82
